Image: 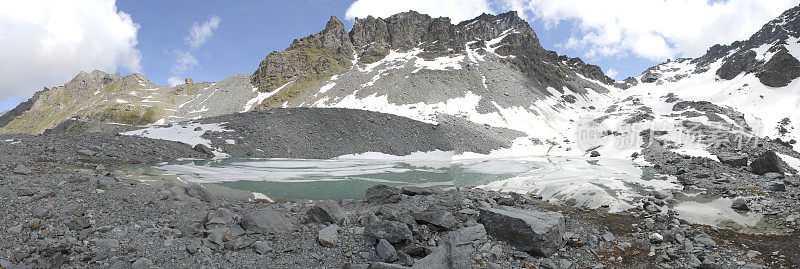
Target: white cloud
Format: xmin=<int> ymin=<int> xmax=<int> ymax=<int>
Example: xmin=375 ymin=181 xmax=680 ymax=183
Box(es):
xmin=345 ymin=0 xmax=495 ymax=23
xmin=0 ymin=0 xmax=141 ymax=101
xmin=187 ymin=15 xmax=221 ymax=50
xmin=168 ymin=15 xmax=221 ymax=87
xmin=605 ymin=68 xmax=619 ymax=80
xmin=505 ymin=0 xmax=800 ymax=60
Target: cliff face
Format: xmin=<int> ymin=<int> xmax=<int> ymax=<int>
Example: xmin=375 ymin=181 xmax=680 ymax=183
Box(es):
xmin=249 ymin=11 xmax=614 ymax=110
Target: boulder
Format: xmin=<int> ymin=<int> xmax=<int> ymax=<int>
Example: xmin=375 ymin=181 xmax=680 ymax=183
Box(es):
xmin=411 ymin=210 xmax=459 ymax=230
xmin=590 ymin=150 xmax=601 ymax=157
xmin=376 ymin=239 xmax=398 ymax=262
xmin=193 ymin=144 xmax=215 ymax=156
xmin=766 ymin=181 xmax=786 ymax=191
xmin=240 ymin=209 xmax=297 ymax=235
xmin=365 ymin=221 xmax=413 ymax=244
xmin=478 ymin=206 xmax=565 ymax=256
xmin=185 ymin=184 xmax=214 ymax=202
xmin=307 ymin=200 xmax=345 ymax=224
xmin=252 ymin=241 xmax=273 ymax=254
xmin=411 ymin=224 xmax=487 ymax=269
xmin=13 ymin=164 xmax=31 ymax=175
xmin=717 ymin=154 xmax=748 ymax=168
xmin=318 ymin=224 xmax=339 ymax=247
xmin=750 ymin=151 xmax=784 ymax=175
xmin=731 ymin=198 xmax=749 ymax=211
xmin=366 ymin=185 xmax=402 ymax=204
xmin=401 ymin=186 xmax=443 ymax=196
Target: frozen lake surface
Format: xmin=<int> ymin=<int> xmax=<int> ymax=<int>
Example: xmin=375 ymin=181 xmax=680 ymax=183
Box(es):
xmin=152 ymin=155 xmax=679 ymax=213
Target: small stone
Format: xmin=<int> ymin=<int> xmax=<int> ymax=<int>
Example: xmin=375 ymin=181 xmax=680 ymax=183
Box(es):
xmin=15 ymin=187 xmax=36 ymax=197
xmin=376 ymin=239 xmax=398 ymax=262
xmin=7 ymin=224 xmax=23 ymax=234
xmin=252 ymin=241 xmax=273 ymax=254
xmin=766 ymin=181 xmax=786 ymax=191
xmin=193 ymin=144 xmax=215 ymax=156
xmin=590 ymin=151 xmax=601 ymax=157
xmin=649 ymin=233 xmax=664 ymax=243
xmin=13 ymin=164 xmax=32 ymax=175
xmin=78 ymin=149 xmax=97 ymax=156
xmin=365 ymin=221 xmax=413 ymax=244
xmin=66 ymin=217 xmax=91 ymax=230
xmin=131 ymin=258 xmax=153 ymax=269
xmin=318 ymin=224 xmax=339 ymax=247
xmin=366 ymin=185 xmax=402 ymax=204
xmin=746 ymin=250 xmax=761 ymax=259
xmin=495 ymin=196 xmax=515 ymax=206
xmin=693 ymin=233 xmax=717 ymax=247
xmin=731 ymin=198 xmax=749 ymax=211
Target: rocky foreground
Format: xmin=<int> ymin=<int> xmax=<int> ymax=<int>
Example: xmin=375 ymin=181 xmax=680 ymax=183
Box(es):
xmin=0 ymin=134 xmax=795 ymax=268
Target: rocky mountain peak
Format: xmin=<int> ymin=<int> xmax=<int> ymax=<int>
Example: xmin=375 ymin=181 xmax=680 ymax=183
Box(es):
xmin=637 ymin=4 xmax=800 ymax=87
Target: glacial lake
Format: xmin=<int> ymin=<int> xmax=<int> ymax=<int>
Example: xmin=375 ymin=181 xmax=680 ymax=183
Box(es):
xmin=120 ymin=155 xmax=773 ymax=230
xmin=128 ymin=156 xmax=676 ymax=212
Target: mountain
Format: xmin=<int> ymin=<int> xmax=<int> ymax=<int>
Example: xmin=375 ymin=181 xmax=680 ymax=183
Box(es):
xmin=0 ymin=71 xmax=259 ymax=134
xmin=247 ymin=11 xmax=616 ymax=156
xmin=1 ymin=7 xmax=798 ymax=162
xmin=594 ymin=5 xmax=800 ymax=160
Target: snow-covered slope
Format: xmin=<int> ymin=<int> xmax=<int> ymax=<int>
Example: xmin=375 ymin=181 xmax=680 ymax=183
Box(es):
xmin=249 ymin=11 xmax=616 ymax=157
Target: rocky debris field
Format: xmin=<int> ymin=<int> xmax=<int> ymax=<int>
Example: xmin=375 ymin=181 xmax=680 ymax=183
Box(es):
xmin=1 ymin=145 xmax=796 ymax=268
xmin=190 ymin=108 xmax=523 ymax=158
xmin=0 ymin=133 xmax=207 ymax=170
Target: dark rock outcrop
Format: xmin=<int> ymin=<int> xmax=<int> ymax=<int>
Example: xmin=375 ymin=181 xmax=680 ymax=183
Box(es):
xmin=756 ymin=49 xmax=800 ymax=87
xmin=750 ymin=150 xmax=785 ymax=175
xmin=716 ymin=50 xmax=759 ymax=80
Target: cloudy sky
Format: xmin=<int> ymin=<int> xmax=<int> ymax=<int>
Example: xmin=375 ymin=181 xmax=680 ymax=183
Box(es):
xmin=1 ymin=0 xmax=798 ymax=110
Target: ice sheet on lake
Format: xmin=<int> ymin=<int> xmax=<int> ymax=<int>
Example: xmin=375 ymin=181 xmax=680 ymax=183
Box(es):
xmin=153 ymin=155 xmax=679 ymax=212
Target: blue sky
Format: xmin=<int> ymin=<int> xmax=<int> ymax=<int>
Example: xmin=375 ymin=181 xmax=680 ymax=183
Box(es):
xmin=1 ymin=0 xmax=797 ymax=111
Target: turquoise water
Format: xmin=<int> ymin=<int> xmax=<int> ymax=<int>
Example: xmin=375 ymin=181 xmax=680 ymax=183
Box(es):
xmin=156 ymin=158 xmax=519 ymax=200
xmin=150 ymin=156 xmax=678 ymax=212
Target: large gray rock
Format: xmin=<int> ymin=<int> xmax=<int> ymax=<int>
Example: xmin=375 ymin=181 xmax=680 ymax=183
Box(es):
xmin=717 ymin=154 xmax=748 ymax=168
xmin=411 ymin=210 xmax=458 ymax=230
xmin=411 ymin=224 xmax=487 ymax=269
xmin=376 ymin=239 xmax=398 ymax=262
xmin=307 ymin=200 xmax=345 ymax=224
xmin=750 ymin=151 xmax=784 ymax=175
xmin=365 ymin=221 xmax=413 ymax=243
xmin=366 ymin=185 xmax=402 ymax=204
xmin=318 ymin=224 xmax=339 ymax=247
xmin=478 ymin=206 xmax=565 ymax=256
xmin=185 ymin=184 xmax=214 ymax=202
xmin=731 ymin=198 xmax=749 ymax=211
xmin=240 ymin=209 xmax=297 ymax=235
